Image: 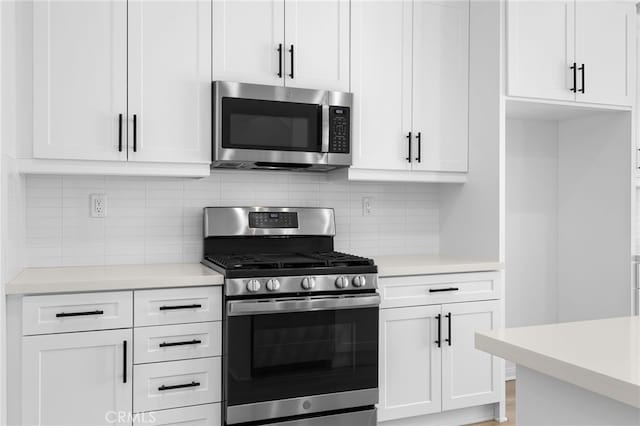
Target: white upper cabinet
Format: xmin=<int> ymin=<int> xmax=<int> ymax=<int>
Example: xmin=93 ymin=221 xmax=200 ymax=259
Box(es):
xmin=33 ymin=0 xmax=128 ymax=161
xmin=284 ymin=0 xmax=350 ymax=91
xmin=350 ymin=0 xmax=469 ymax=179
xmin=212 ymin=0 xmax=285 ymax=86
xmin=379 ymin=305 xmax=442 ymax=422
xmin=128 ymin=0 xmax=211 ymax=164
xmin=507 ymin=0 xmax=634 ymax=106
xmin=574 ymin=1 xmax=634 ymax=106
xmin=29 ymin=0 xmax=212 ymax=175
xmin=441 ymin=300 xmax=500 ymax=411
xmin=212 ymin=0 xmax=349 ymax=91
xmin=22 ymin=329 xmax=132 ymax=426
xmin=506 ymin=1 xmax=575 ymax=101
xmin=351 ymin=0 xmax=413 ymax=171
xmin=412 ymin=0 xmax=469 ymax=173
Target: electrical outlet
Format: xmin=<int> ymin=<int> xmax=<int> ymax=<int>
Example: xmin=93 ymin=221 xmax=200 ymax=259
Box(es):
xmin=362 ymin=197 xmax=373 ymax=217
xmin=90 ymin=194 xmax=107 ymax=218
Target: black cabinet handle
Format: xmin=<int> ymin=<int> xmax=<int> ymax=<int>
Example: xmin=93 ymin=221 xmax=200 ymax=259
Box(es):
xmin=133 ymin=114 xmax=138 ymax=152
xmin=428 ymin=287 xmax=459 ymax=293
xmin=445 ymin=312 xmax=452 ymax=346
xmin=570 ymin=63 xmax=577 ymax=93
xmin=123 ymin=340 xmax=127 ymax=384
xmin=415 ymin=132 xmax=422 ymax=163
xmin=288 ymin=45 xmax=294 ymax=79
xmin=158 ymin=381 xmax=200 ymax=391
xmin=579 ymin=64 xmax=585 ymax=93
xmin=406 ymin=132 xmax=412 ymax=163
xmin=55 ymin=310 xmax=104 ymax=318
xmin=435 ymin=314 xmax=441 ymax=348
xmin=118 ymin=114 xmax=123 ymax=152
xmin=159 ymin=304 xmax=202 ymax=311
xmin=159 ymin=339 xmax=202 ymax=348
xmin=277 ymin=44 xmax=283 ymax=78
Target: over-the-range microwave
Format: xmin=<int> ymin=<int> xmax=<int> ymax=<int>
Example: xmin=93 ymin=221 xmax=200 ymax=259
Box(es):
xmin=212 ymin=81 xmax=352 ymax=171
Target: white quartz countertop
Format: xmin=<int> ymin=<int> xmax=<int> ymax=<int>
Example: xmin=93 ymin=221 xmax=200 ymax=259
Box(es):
xmin=373 ymin=255 xmax=503 ymax=277
xmin=5 ymin=263 xmax=224 ymax=295
xmin=476 ymin=316 xmax=640 ymax=408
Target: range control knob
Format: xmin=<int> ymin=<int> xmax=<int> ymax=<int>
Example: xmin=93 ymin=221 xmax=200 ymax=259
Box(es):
xmin=335 ymin=276 xmax=349 ymax=289
xmin=352 ymin=276 xmax=367 ymax=288
xmin=246 ymin=279 xmax=261 ymax=293
xmin=266 ymin=279 xmax=281 ymax=292
xmin=301 ymin=276 xmax=316 ymax=290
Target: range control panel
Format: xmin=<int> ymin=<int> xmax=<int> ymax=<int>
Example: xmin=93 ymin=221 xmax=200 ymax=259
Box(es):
xmin=249 ymin=212 xmax=299 ymax=229
xmin=328 ymin=106 xmax=350 ymax=154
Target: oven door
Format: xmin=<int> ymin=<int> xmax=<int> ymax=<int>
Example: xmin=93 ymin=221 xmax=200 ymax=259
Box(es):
xmin=225 ymin=294 xmax=380 ymax=425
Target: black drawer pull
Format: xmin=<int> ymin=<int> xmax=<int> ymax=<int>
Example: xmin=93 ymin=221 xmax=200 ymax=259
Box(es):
xmin=159 ymin=304 xmax=202 ymax=311
xmin=434 ymin=314 xmax=441 ymax=348
xmin=159 ymin=339 xmax=202 ymax=348
xmin=428 ymin=287 xmax=459 ymax=293
xmin=570 ymin=62 xmax=577 ymax=93
xmin=158 ymin=381 xmax=200 ymax=391
xmin=445 ymin=312 xmax=452 ymax=346
xmin=56 ymin=310 xmax=104 ymax=318
xmin=406 ymin=132 xmax=412 ymax=163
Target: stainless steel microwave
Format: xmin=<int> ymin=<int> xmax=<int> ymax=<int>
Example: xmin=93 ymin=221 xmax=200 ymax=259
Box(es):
xmin=212 ymin=81 xmax=352 ymax=171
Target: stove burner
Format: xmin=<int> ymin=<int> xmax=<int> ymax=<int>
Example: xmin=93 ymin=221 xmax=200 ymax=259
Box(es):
xmin=205 ymin=251 xmax=373 ymax=271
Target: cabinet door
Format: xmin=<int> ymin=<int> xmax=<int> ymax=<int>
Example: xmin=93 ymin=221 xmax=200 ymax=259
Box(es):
xmin=506 ymin=0 xmax=575 ymax=101
xmin=441 ymin=300 xmax=500 ymax=411
xmin=127 ymin=0 xmax=211 ymax=164
xmin=379 ymin=305 xmax=442 ymax=422
xmin=212 ymin=0 xmax=285 ymax=86
xmin=350 ymin=1 xmax=412 ymax=171
xmin=23 ymin=329 xmax=133 ymax=426
xmin=575 ymin=1 xmax=634 ymax=106
xmin=33 ymin=0 xmax=127 ymax=161
xmin=412 ymin=0 xmax=469 ymax=172
xmin=284 ymin=0 xmax=350 ymax=91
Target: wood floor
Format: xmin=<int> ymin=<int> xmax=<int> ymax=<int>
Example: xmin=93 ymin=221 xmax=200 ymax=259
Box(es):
xmin=470 ymin=380 xmax=516 ymax=426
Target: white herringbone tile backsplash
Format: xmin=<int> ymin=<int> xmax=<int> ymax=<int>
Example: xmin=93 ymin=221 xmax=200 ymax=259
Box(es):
xmin=25 ymin=171 xmax=440 ymax=267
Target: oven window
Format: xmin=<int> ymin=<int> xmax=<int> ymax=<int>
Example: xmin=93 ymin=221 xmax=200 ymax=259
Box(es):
xmin=222 ymin=97 xmax=323 ymax=152
xmin=226 ymin=307 xmax=378 ymax=406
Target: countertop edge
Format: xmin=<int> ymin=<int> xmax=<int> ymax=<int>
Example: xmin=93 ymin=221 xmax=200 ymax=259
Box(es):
xmin=475 ymin=332 xmax=640 ymax=408
xmin=378 ymin=262 xmax=504 ymax=278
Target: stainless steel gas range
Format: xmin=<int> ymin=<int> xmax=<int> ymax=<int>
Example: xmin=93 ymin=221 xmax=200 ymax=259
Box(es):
xmin=201 ymin=207 xmax=379 ymax=426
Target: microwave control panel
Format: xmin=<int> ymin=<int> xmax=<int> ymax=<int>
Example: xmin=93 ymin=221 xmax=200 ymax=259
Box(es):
xmin=328 ymin=106 xmax=350 ymax=154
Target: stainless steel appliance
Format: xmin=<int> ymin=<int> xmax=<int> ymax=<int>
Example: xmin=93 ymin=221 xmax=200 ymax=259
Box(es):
xmin=201 ymin=207 xmax=379 ymax=426
xmin=212 ymin=81 xmax=352 ymax=171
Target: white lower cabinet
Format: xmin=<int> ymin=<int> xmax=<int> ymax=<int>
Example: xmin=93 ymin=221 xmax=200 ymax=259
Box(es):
xmin=379 ymin=305 xmax=442 ymax=422
xmin=441 ymin=300 xmax=501 ymax=411
xmin=378 ymin=273 xmax=503 ymax=423
xmin=137 ymin=403 xmax=221 ymax=426
xmin=19 ymin=286 xmax=223 ymax=426
xmin=22 ymin=329 xmax=133 ymax=426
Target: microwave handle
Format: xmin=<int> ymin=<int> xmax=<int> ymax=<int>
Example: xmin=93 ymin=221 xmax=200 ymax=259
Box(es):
xmin=321 ymin=105 xmax=330 ymax=153
xmin=227 ymin=294 xmax=381 ymax=316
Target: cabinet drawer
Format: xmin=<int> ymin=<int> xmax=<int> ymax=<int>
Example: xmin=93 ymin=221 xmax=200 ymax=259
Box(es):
xmin=134 ymin=287 xmax=222 ymax=327
xmin=133 ymin=357 xmax=221 ymax=412
xmin=135 ymin=403 xmax=221 ymax=426
xmin=22 ymin=291 xmax=133 ymax=335
xmin=380 ymin=272 xmax=500 ymax=309
xmin=134 ymin=322 xmax=221 ymax=364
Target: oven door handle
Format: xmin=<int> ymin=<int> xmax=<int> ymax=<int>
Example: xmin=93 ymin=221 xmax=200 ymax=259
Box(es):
xmin=227 ymin=294 xmax=381 ymax=316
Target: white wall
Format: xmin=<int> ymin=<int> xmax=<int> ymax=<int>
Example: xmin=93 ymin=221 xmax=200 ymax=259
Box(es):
xmin=558 ymin=112 xmax=633 ymax=321
xmin=505 ymin=119 xmax=559 ymax=327
xmin=24 ymin=172 xmax=441 ymax=267
xmin=1 ymin=1 xmax=26 ymax=423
